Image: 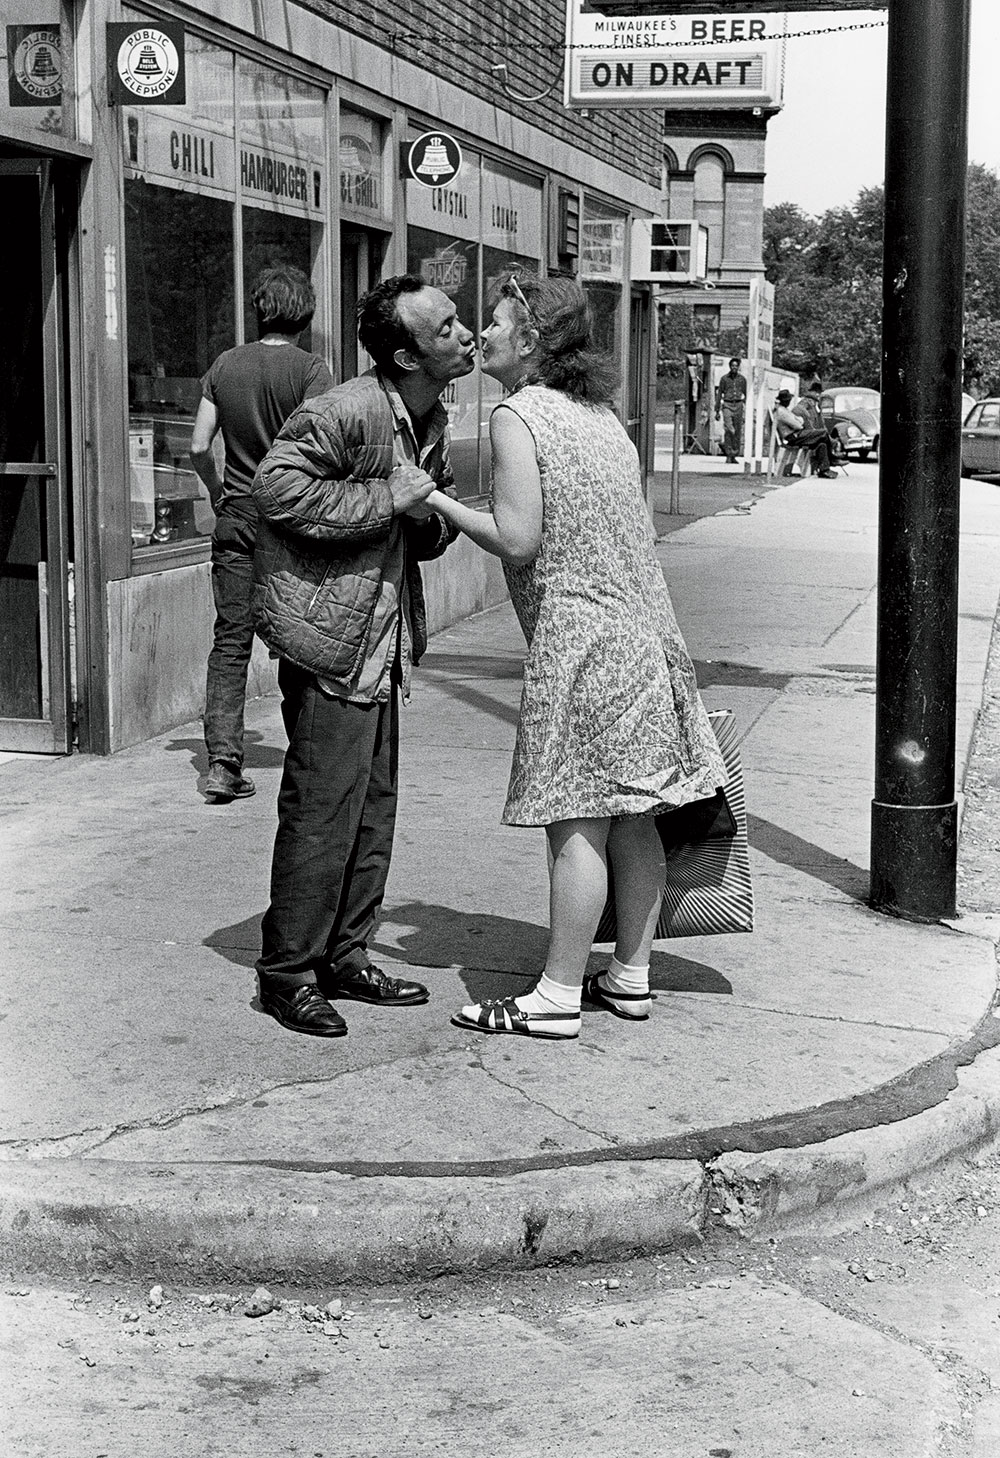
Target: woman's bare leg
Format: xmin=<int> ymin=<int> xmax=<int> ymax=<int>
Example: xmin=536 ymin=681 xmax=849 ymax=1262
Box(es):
xmin=607 ymin=815 xmax=665 ymax=968
xmin=540 ymin=817 xmax=612 ymax=987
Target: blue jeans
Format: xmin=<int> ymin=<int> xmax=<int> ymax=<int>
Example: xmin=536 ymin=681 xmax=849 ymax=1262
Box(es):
xmin=256 ymin=660 xmax=399 ymax=993
xmin=204 ymin=515 xmax=256 ymax=769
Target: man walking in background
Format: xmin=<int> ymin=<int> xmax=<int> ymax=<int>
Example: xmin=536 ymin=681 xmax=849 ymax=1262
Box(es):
xmin=190 ymin=264 xmax=334 ymax=803
xmin=249 ymin=275 xmax=475 ymax=1038
xmin=714 ymin=356 xmax=748 ymax=464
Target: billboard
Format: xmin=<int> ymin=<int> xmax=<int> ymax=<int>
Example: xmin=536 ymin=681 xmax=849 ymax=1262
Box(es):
xmin=564 ymin=4 xmax=784 ymax=110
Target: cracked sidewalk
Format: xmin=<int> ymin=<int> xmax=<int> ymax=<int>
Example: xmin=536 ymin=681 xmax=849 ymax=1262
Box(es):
xmin=2 ymin=468 xmax=1000 ymax=1281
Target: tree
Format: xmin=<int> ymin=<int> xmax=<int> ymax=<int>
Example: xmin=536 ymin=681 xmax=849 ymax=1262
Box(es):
xmin=764 ymin=167 xmax=1000 ymax=393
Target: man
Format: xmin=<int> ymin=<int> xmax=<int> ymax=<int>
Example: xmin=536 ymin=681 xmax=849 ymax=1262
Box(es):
xmin=775 ymin=382 xmax=838 ymax=478
xmin=714 ymin=357 xmax=748 ymax=464
xmin=190 ymin=264 xmax=334 ymax=803
xmin=249 ymin=275 xmax=475 ymax=1037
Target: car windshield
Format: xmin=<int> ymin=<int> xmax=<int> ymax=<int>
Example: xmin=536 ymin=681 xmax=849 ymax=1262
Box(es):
xmin=833 ymin=391 xmax=879 ymax=412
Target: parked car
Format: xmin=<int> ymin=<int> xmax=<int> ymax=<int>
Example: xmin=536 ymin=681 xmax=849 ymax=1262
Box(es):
xmin=961 ymin=397 xmax=1000 ymax=476
xmin=962 ymin=392 xmax=976 ymax=422
xmin=818 ymin=385 xmax=880 ymax=461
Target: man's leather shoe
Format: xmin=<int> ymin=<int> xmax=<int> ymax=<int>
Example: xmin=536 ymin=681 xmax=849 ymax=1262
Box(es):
xmin=326 ymin=963 xmax=429 ymax=1006
xmin=259 ymin=983 xmax=348 ymax=1037
xmin=205 ymin=762 xmax=256 ymax=801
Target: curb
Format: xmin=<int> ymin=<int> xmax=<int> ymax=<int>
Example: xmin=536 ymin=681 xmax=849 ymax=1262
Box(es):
xmin=2 ymin=1041 xmax=999 ymax=1286
xmin=707 ymin=1038 xmax=1000 ymax=1236
xmin=0 ymin=1158 xmax=707 ymax=1287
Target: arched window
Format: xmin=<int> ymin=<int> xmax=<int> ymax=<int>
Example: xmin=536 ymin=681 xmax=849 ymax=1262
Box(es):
xmin=693 ymin=153 xmax=725 ymax=269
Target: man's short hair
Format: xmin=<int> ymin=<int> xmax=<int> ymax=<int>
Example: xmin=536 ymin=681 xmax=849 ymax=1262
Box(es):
xmin=808 ymin=380 xmax=823 ymax=393
xmin=729 ymin=357 xmax=741 ymax=367
xmin=357 ymin=275 xmax=427 ymax=370
xmin=250 ymin=264 xmax=316 ymax=335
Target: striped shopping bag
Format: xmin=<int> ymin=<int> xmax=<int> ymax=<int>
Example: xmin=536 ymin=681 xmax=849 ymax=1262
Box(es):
xmin=593 ymin=709 xmax=754 ymax=943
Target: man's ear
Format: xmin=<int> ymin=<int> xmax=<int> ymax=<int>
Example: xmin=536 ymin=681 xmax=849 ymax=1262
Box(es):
xmin=393 ymin=347 xmax=419 ymax=374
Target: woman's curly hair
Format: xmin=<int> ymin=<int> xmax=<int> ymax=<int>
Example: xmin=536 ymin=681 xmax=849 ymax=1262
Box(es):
xmin=498 ymin=273 xmax=618 ymax=405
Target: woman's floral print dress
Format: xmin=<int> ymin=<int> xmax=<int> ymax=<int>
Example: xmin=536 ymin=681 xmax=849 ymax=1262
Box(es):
xmin=499 ymin=384 xmax=726 ymax=827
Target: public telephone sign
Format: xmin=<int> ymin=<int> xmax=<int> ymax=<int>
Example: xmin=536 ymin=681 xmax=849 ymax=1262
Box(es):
xmin=565 ymin=4 xmax=783 ymax=109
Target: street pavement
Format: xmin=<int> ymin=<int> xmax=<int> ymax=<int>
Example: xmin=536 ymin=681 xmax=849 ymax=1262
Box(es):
xmin=2 ymin=459 xmax=1000 ymax=1288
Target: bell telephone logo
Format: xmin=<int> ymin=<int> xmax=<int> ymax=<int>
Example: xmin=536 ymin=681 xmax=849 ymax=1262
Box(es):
xmin=6 ymin=25 xmax=62 ymax=107
xmin=407 ymin=132 xmax=463 ymax=189
xmin=107 ymin=22 xmax=186 ymax=105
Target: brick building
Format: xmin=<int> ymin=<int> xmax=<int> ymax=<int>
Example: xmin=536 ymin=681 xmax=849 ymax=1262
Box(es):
xmin=1 ymin=0 xmax=662 ymax=754
xmin=660 ymin=109 xmax=771 ymax=347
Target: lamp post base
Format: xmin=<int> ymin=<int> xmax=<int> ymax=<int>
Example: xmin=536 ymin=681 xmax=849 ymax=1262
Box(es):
xmin=870 ymin=800 xmax=958 ymax=921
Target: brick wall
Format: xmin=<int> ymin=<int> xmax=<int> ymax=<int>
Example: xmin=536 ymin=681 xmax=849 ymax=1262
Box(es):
xmin=300 ymin=0 xmax=662 ymax=187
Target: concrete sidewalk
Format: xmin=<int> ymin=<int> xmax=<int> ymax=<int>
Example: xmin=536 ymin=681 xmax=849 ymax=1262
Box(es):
xmin=2 ymin=464 xmax=1000 ymax=1285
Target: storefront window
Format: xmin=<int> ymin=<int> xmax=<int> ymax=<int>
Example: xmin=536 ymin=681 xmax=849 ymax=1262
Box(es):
xmin=237 ymin=58 xmax=325 ymax=348
xmin=580 ymin=196 xmax=627 ymax=408
xmin=406 ymin=151 xmax=542 ymax=498
xmin=123 ymin=32 xmax=236 ymax=550
xmin=123 ymin=36 xmax=328 ymax=555
xmin=2 ymin=1 xmax=67 ymax=142
xmin=125 ymin=185 xmax=235 ymax=548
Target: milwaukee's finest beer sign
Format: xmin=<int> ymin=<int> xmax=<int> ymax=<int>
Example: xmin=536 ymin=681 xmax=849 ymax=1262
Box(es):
xmin=564 ymin=3 xmax=783 ymax=109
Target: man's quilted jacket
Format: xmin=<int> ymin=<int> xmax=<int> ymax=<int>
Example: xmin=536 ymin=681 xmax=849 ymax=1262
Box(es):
xmin=249 ymin=371 xmax=455 ymax=688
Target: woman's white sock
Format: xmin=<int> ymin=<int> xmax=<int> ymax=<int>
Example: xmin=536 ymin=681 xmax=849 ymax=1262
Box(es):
xmin=515 ymin=972 xmax=582 ymax=1016
xmin=602 ymin=956 xmax=649 ymax=997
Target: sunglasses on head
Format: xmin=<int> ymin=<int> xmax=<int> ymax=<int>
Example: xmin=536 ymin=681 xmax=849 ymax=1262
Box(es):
xmin=504 ymin=272 xmax=536 ymax=324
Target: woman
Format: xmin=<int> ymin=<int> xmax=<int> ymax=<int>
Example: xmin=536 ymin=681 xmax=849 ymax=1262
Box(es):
xmin=425 ymin=274 xmax=726 ymax=1039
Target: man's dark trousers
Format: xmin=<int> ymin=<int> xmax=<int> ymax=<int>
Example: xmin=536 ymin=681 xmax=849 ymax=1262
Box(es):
xmin=256 ymin=659 xmax=398 ymax=994
xmin=784 ymin=427 xmax=833 ymax=472
xmin=205 ymin=514 xmax=257 ymax=769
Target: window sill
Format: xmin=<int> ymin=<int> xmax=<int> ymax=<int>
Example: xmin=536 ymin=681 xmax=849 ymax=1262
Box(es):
xmin=131 ymin=539 xmax=211 ymax=574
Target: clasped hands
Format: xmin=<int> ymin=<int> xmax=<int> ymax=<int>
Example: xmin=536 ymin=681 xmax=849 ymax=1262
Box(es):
xmin=388 ymin=464 xmax=455 ymax=520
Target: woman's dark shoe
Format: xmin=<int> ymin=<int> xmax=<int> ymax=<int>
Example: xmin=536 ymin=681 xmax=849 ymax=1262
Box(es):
xmin=259 ymin=983 xmax=348 ymax=1037
xmin=326 ymin=964 xmax=429 ymax=1006
xmin=582 ymin=972 xmax=651 ymax=1022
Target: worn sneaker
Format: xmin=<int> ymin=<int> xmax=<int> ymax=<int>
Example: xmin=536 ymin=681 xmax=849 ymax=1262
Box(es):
xmin=205 ymin=762 xmax=256 ymax=801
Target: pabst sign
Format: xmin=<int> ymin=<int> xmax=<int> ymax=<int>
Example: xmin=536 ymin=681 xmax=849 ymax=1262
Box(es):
xmin=107 ymin=21 xmax=186 ymax=106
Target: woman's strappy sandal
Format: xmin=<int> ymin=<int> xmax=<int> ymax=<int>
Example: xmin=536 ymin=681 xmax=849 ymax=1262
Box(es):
xmin=452 ymin=995 xmax=580 ymax=1040
xmin=582 ymin=972 xmax=651 ymax=1022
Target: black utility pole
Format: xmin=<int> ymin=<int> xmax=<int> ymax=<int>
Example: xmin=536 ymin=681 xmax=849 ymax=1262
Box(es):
xmin=870 ymin=0 xmax=972 ymax=920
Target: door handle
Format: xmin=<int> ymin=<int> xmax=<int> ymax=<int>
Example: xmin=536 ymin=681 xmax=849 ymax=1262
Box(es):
xmin=0 ymin=462 xmax=57 ymax=477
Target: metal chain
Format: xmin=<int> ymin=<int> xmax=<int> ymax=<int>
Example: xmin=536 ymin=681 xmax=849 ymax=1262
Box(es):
xmin=562 ymin=21 xmax=888 ymax=52
xmin=388 ymin=21 xmax=888 ymax=54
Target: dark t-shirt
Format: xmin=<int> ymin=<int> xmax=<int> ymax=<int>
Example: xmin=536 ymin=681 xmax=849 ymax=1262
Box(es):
xmin=200 ymin=341 xmax=334 ymax=521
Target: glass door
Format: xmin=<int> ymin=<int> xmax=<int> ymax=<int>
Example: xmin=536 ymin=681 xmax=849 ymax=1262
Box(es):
xmin=0 ymin=160 xmax=71 ymax=752
xmin=628 ymin=286 xmax=653 ymax=474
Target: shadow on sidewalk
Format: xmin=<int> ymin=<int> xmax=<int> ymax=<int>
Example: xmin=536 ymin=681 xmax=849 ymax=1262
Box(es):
xmin=201 ymin=903 xmax=733 ymax=999
xmin=164 ymin=729 xmax=286 ymax=772
xmin=749 ymin=814 xmax=868 ymax=900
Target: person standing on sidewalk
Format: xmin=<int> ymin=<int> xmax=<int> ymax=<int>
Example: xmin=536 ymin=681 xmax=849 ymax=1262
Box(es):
xmin=249 ymin=275 xmax=475 ymax=1038
xmin=423 ymin=273 xmax=726 ymax=1040
xmin=190 ymin=264 xmax=334 ymax=803
xmin=714 ymin=357 xmax=747 ymax=464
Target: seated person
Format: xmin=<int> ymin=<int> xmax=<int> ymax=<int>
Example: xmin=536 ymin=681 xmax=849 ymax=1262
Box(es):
xmin=774 ymin=385 xmax=839 ymax=478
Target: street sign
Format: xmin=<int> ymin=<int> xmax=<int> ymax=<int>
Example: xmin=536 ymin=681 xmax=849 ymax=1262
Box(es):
xmin=405 ymin=132 xmax=463 ymax=188
xmin=565 ymin=5 xmax=783 ymax=110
